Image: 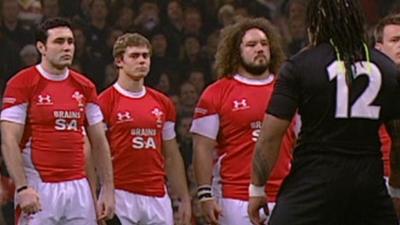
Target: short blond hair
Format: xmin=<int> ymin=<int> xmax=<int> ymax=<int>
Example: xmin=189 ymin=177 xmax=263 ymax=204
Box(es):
xmin=112 ymin=33 xmax=152 ymax=59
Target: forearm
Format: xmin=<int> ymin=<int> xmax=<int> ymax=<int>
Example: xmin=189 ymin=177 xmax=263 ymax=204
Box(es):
xmin=165 ymin=152 xmax=190 ymax=200
xmin=193 ymin=144 xmax=214 ymax=186
xmin=1 ymin=142 xmax=26 ymax=188
xmin=91 ymin=139 xmax=114 ymax=189
xmin=251 ymin=114 xmax=289 ymax=187
xmin=84 ymin=139 xmax=98 ymax=195
xmin=251 ymin=139 xmax=281 ymax=186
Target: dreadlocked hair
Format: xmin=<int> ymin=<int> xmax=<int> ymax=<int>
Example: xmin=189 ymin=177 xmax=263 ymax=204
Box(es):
xmin=306 ymin=0 xmax=368 ymax=85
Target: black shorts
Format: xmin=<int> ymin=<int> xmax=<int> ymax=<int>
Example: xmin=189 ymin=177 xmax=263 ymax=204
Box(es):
xmin=269 ymin=151 xmax=398 ymax=225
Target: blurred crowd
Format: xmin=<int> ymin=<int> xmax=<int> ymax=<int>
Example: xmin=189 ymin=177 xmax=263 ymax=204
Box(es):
xmin=1 ymin=0 xmax=400 ymax=224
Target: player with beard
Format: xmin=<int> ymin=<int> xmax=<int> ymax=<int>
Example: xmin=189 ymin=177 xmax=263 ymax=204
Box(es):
xmin=190 ymin=18 xmax=297 ymax=225
xmin=248 ymin=0 xmax=400 ymax=224
xmin=98 ymin=33 xmax=191 ymax=225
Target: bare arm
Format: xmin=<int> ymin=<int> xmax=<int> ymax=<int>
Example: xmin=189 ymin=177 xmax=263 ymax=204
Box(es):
xmin=86 ymin=122 xmax=113 ymax=190
xmin=192 ymin=134 xmax=216 ymax=186
xmin=86 ymin=122 xmax=115 ymax=219
xmin=84 ymin=136 xmax=97 ymax=199
xmin=163 ymin=138 xmax=190 ymax=200
xmin=1 ymin=121 xmax=26 ymax=188
xmin=1 ymin=121 xmax=41 ymax=215
xmin=163 ymin=138 xmax=191 ymax=225
xmin=251 ymin=114 xmax=291 ymax=186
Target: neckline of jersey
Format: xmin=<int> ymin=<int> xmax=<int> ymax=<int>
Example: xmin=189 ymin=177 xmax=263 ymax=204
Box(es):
xmin=36 ymin=64 xmax=69 ymax=81
xmin=113 ymin=82 xmax=147 ymax=99
xmin=233 ymin=74 xmax=274 ymax=86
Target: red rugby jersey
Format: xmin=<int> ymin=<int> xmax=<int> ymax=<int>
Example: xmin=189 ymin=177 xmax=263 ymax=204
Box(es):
xmin=1 ymin=65 xmax=102 ymax=182
xmin=191 ymin=75 xmax=296 ymax=202
xmin=99 ymin=83 xmax=176 ymax=197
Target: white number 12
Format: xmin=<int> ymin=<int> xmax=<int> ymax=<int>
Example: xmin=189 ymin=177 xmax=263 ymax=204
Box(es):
xmin=327 ymin=61 xmax=381 ymax=119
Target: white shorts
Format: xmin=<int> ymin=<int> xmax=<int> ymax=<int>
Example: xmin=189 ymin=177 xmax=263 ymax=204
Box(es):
xmin=115 ymin=189 xmax=173 ymax=225
xmin=17 ymin=178 xmax=97 ymax=225
xmin=218 ymin=198 xmax=275 ymax=225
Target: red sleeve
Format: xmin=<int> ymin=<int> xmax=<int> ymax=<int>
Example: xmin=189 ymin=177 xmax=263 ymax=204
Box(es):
xmin=2 ymin=73 xmax=31 ymax=110
xmin=193 ymin=84 xmax=220 ymax=120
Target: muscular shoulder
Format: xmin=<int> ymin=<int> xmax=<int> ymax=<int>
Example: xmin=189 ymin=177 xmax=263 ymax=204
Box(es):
xmin=98 ymin=85 xmax=115 ymax=101
xmin=7 ymin=66 xmax=40 ymax=87
xmin=146 ymin=87 xmax=174 ymax=107
xmin=69 ymin=70 xmax=96 ymax=90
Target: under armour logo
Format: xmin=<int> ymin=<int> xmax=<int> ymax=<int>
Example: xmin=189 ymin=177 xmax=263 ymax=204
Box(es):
xmin=37 ymin=94 xmax=52 ymax=105
xmin=72 ymin=91 xmax=84 ymax=107
xmin=117 ymin=112 xmax=132 ymax=122
xmin=232 ymin=99 xmax=249 ymax=111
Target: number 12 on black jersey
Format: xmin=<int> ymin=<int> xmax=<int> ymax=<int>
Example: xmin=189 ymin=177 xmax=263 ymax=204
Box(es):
xmin=327 ymin=61 xmax=382 ymax=119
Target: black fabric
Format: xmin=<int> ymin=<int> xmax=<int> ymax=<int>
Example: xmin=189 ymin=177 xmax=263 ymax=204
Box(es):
xmin=268 ymin=43 xmax=400 ymax=155
xmin=269 ymin=151 xmax=398 ymax=225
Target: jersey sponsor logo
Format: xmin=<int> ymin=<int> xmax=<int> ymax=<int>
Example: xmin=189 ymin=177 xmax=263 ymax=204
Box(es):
xmin=117 ymin=111 xmax=133 ymax=123
xmin=2 ymin=97 xmax=16 ymax=104
xmin=251 ymin=121 xmax=262 ymax=142
xmin=194 ymin=107 xmax=208 ymax=115
xmin=131 ymin=128 xmax=157 ymax=149
xmin=53 ymin=110 xmax=81 ymax=131
xmin=232 ymin=99 xmax=250 ymax=111
xmin=37 ymin=94 xmax=53 ymax=105
xmin=151 ymin=108 xmax=164 ymax=128
xmin=72 ymin=91 xmax=85 ymax=109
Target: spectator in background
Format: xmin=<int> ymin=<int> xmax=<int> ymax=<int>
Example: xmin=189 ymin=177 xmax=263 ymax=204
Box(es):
xmin=1 ymin=0 xmax=35 ymax=51
xmin=40 ymin=0 xmax=60 ymax=21
xmin=164 ymin=0 xmax=185 ymax=58
xmin=180 ymin=35 xmax=210 ymax=77
xmin=183 ymin=6 xmax=205 ymax=42
xmin=148 ymin=29 xmax=179 ymax=88
xmin=203 ymin=30 xmax=220 ymax=79
xmin=178 ymin=82 xmax=198 ymax=117
xmin=0 ymin=30 xmax=22 ymax=91
xmin=285 ymin=0 xmax=308 ymax=55
xmin=84 ymin=0 xmax=111 ymax=90
xmin=114 ymin=7 xmax=135 ymax=32
xmin=71 ymin=24 xmax=89 ymax=73
xmin=134 ymin=0 xmax=161 ymax=36
xmin=177 ymin=116 xmax=194 ymax=170
xmin=217 ymin=4 xmax=236 ymax=28
xmin=187 ymin=68 xmax=207 ymax=94
xmin=19 ymin=44 xmax=40 ymax=68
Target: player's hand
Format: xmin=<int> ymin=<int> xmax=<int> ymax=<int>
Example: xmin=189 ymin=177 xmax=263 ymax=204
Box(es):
xmin=392 ymin=197 xmax=400 ymax=218
xmin=200 ymin=198 xmax=222 ymax=225
xmin=175 ymin=197 xmax=192 ymax=225
xmin=96 ymin=186 xmax=115 ymax=220
xmin=248 ymin=196 xmax=268 ymax=225
xmin=15 ymin=187 xmax=41 ymax=215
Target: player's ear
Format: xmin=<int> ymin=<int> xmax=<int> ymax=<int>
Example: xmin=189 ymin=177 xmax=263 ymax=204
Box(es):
xmin=375 ymin=42 xmax=383 ymax=51
xmin=114 ymin=56 xmax=123 ymax=68
xmin=36 ymin=41 xmax=46 ymax=55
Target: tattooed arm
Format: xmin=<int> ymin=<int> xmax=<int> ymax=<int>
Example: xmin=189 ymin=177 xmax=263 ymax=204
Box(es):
xmin=248 ymin=114 xmax=291 ymax=225
xmin=251 ymin=114 xmax=291 ymax=185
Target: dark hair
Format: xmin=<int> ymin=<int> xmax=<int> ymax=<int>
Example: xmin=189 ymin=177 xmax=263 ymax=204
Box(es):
xmin=374 ymin=13 xmax=400 ymax=43
xmin=214 ymin=18 xmax=285 ymax=78
xmin=35 ymin=17 xmax=72 ymax=44
xmin=306 ymin=0 xmax=367 ymax=84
